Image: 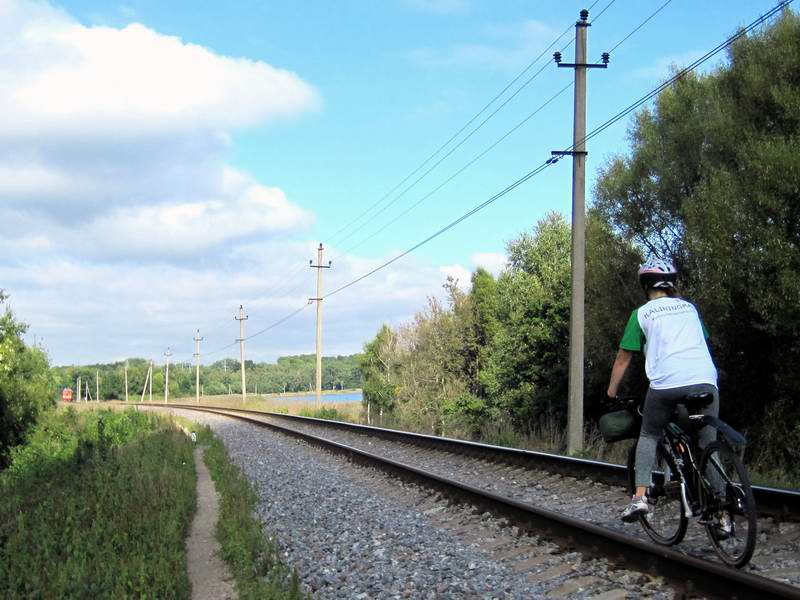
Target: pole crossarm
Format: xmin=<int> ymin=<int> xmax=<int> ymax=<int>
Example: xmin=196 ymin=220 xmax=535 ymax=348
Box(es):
xmin=556 ymin=63 xmax=607 ymax=69
xmin=551 ymin=150 xmax=588 ymax=157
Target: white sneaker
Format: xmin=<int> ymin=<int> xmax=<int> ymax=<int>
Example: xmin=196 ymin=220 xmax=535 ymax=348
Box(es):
xmin=621 ymin=495 xmax=649 ymax=523
xmin=712 ymin=513 xmax=733 ymax=540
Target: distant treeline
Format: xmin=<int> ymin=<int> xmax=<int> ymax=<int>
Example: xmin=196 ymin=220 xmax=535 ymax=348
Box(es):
xmin=52 ymin=354 xmax=363 ymax=400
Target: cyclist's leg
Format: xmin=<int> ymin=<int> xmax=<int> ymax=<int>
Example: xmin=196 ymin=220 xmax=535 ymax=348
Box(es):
xmin=689 ymin=384 xmax=722 ymax=494
xmin=634 ymin=388 xmax=678 ymax=492
xmin=693 ymin=383 xmax=719 ymax=451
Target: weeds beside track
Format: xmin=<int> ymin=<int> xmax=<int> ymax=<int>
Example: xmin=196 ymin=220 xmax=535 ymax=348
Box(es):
xmin=0 ymin=408 xmax=195 ymax=599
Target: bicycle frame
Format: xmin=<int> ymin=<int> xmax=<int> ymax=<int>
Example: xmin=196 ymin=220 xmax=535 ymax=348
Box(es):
xmin=661 ymin=421 xmax=703 ymax=516
xmin=661 ymin=414 xmax=747 ymax=521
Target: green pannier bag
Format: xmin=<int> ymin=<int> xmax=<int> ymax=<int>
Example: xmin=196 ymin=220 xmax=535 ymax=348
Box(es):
xmin=599 ymin=409 xmax=640 ymax=443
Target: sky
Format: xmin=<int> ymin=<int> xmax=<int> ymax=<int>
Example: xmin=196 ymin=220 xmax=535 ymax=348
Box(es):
xmin=0 ymin=0 xmax=785 ymax=366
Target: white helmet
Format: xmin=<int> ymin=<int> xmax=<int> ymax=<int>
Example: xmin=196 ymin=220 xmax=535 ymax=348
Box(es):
xmin=638 ymin=258 xmax=677 ymax=289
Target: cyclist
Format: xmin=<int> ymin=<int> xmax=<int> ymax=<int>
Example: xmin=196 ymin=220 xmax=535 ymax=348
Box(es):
xmin=606 ymin=259 xmax=721 ymax=524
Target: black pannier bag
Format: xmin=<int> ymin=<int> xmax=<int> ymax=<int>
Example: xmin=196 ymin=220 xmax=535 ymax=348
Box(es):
xmin=599 ymin=409 xmax=640 ymax=443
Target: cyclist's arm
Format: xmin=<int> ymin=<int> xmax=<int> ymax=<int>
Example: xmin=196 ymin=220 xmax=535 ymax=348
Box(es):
xmin=607 ymin=349 xmax=633 ymax=398
xmin=608 ymin=309 xmax=643 ymax=398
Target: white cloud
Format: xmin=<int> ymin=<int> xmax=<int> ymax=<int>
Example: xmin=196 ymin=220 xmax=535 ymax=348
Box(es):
xmin=0 ymin=6 xmax=319 ymax=140
xmin=0 ymin=0 xmax=320 ymax=258
xmin=410 ymin=19 xmax=559 ymax=70
xmin=439 ymin=263 xmax=471 ymax=290
xmin=471 ymin=251 xmax=505 ymax=275
xmin=82 ymin=170 xmax=314 ymax=257
xmin=4 ymin=245 xmax=458 ymax=365
xmin=632 ymin=50 xmax=709 ymax=81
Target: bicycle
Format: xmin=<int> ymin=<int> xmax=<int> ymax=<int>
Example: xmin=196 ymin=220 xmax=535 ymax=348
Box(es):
xmin=600 ymin=392 xmax=758 ymax=568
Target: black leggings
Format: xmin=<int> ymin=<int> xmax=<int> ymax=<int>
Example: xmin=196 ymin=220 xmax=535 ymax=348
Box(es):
xmin=634 ymin=383 xmax=719 ymax=489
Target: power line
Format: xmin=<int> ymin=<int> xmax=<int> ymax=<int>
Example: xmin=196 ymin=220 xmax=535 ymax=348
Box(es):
xmin=245 ymin=302 xmax=312 ymax=342
xmin=161 ymin=0 xmax=659 ymax=364
xmin=340 ymin=82 xmax=574 ymax=257
xmin=183 ymin=1 xmax=617 ymax=327
xmin=580 ymin=0 xmax=792 ymax=149
xmin=334 ymin=0 xmax=676 ymax=258
xmin=324 ymin=0 xmax=793 ymax=301
xmin=154 ymin=0 xmax=778 ymax=364
xmin=326 ymin=160 xmax=554 ymax=299
xmin=323 ymin=2 xmax=608 ymax=249
xmin=607 ymin=0 xmax=673 ymax=55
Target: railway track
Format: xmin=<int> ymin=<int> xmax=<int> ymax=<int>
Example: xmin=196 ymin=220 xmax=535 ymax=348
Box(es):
xmin=140 ymin=402 xmax=800 ymax=599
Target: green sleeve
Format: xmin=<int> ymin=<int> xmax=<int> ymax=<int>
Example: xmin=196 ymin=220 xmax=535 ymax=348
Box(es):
xmin=619 ymin=309 xmax=644 ymax=351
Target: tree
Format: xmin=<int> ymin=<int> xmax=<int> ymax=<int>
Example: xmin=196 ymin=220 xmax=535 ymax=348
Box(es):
xmin=493 ymin=213 xmax=572 ymax=429
xmin=360 ymin=325 xmax=398 ymax=423
xmin=593 ymin=11 xmax=800 ymax=471
xmin=0 ymin=293 xmax=56 ymax=468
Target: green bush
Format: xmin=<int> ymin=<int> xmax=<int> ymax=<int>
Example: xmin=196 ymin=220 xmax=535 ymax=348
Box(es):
xmin=0 ymin=408 xmax=196 ymax=599
xmin=298 ymin=406 xmax=344 ymax=420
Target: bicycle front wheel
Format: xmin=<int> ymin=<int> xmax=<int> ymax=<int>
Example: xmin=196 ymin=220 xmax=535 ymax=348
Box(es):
xmin=700 ymin=441 xmax=757 ymax=568
xmin=627 ymin=441 xmax=687 ymax=545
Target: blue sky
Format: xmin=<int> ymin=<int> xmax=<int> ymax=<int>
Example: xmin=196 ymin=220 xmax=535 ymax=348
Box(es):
xmin=0 ymin=0 xmax=783 ymax=365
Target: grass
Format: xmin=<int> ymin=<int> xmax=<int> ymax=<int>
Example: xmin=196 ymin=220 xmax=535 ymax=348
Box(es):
xmin=193 ymin=424 xmax=306 ymax=600
xmin=0 ymin=408 xmax=196 ymax=599
xmin=127 ymin=394 xmax=363 ymax=418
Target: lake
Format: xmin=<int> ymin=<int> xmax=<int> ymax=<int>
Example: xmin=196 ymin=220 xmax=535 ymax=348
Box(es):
xmin=266 ymin=391 xmax=363 ymax=404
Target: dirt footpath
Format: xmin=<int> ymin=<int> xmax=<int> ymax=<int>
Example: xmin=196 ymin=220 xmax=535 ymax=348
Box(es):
xmin=186 ymin=447 xmax=237 ymax=600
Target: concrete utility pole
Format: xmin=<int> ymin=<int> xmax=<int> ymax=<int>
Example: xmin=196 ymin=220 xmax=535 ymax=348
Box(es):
xmin=194 ymin=329 xmax=203 ymax=405
xmin=310 ymin=243 xmax=332 ymax=409
xmin=77 ymin=376 xmax=81 ymax=403
xmin=140 ymin=365 xmax=150 ymax=403
xmin=96 ymin=370 xmax=100 ymax=403
xmin=164 ymin=348 xmax=172 ymax=404
xmin=149 ymin=359 xmax=153 ymax=403
xmin=553 ymin=9 xmax=608 ymax=454
xmin=235 ymin=305 xmax=248 ymax=404
xmin=124 ymin=360 xmax=129 ymax=402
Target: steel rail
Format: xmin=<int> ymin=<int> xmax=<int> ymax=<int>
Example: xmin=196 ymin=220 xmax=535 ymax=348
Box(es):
xmin=163 ymin=402 xmax=800 ymax=520
xmin=149 ymin=403 xmax=800 ymax=600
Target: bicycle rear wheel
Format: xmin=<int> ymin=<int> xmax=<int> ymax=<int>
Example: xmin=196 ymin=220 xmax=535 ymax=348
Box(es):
xmin=700 ymin=441 xmax=757 ymax=568
xmin=627 ymin=441 xmax=687 ymax=545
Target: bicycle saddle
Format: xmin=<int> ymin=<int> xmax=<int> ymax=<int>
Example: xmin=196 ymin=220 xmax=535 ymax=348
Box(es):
xmin=672 ymin=393 xmax=714 ymax=435
xmin=682 ymin=392 xmax=714 ymax=413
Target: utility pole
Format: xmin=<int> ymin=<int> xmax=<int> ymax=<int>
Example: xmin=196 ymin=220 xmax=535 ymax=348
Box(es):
xmin=124 ymin=360 xmax=129 ymax=402
xmin=194 ymin=329 xmax=203 ymax=405
xmin=310 ymin=243 xmax=332 ymax=409
xmin=77 ymin=375 xmax=81 ymax=403
xmin=149 ymin=359 xmax=153 ymax=403
xmin=553 ymin=8 xmax=608 ymax=454
xmin=235 ymin=305 xmax=248 ymax=404
xmin=140 ymin=365 xmax=150 ymax=403
xmin=164 ymin=348 xmax=172 ymax=404
xmin=96 ymin=370 xmax=100 ymax=403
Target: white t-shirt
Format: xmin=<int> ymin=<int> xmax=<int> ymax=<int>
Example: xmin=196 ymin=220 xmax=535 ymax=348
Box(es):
xmin=619 ymin=297 xmax=718 ymax=390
